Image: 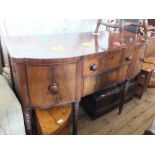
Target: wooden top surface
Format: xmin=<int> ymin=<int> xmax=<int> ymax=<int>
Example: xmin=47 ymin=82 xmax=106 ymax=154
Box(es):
xmin=4 ymin=31 xmax=145 ymax=59
xmin=142 ymin=62 xmax=155 ymax=72
xmin=144 ymin=57 xmax=155 ymax=64
xmin=35 ymin=104 xmax=71 ymax=135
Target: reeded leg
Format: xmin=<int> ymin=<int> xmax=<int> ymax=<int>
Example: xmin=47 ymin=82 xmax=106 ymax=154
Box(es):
xmin=119 ymin=80 xmax=129 ymax=114
xmin=23 ymin=109 xmax=33 ymax=135
xmin=72 ymin=102 xmax=79 ymax=135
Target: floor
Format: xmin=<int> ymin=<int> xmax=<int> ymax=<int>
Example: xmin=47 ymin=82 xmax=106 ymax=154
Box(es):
xmin=76 ymin=88 xmax=155 ymax=135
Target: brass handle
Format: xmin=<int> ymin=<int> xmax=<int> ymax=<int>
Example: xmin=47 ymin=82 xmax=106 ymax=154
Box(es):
xmin=90 ymin=64 xmax=97 ymax=71
xmin=49 ymin=83 xmax=59 ymax=94
xmin=125 ymin=55 xmax=132 ymax=61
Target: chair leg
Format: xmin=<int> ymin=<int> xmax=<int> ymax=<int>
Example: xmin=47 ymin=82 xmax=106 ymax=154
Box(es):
xmin=95 ymin=19 xmax=102 ymax=33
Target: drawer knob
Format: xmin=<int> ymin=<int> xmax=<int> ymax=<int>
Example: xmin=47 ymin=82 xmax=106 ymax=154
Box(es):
xmin=125 ymin=55 xmax=132 ymax=61
xmin=140 ymin=57 xmax=144 ymax=61
xmin=90 ymin=64 xmax=97 ymax=71
xmin=49 ymin=83 xmax=59 ymax=94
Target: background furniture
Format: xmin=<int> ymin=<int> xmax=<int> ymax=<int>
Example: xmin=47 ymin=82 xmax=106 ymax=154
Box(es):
xmin=80 ymin=77 xmax=137 ymax=119
xmin=144 ymin=116 xmax=155 ymax=135
xmin=142 ymin=19 xmax=155 ymax=88
xmin=121 ymin=19 xmax=143 ymax=34
xmin=136 ymin=62 xmax=154 ymax=98
xmin=95 ymin=19 xmax=145 ymax=34
xmin=35 ymin=104 xmax=71 ymax=135
xmin=0 ymin=75 xmax=26 ymax=134
xmin=95 ymin=19 xmax=119 ymax=33
xmin=5 ymin=31 xmax=146 ymax=135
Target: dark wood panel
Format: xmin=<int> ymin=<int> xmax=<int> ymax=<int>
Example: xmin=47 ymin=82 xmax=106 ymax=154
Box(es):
xmin=26 ymin=63 xmax=77 ymax=107
xmin=83 ymin=49 xmax=126 ymax=76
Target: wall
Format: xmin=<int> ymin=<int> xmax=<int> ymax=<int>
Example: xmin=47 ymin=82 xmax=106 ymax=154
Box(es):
xmin=1 ymin=19 xmax=107 ymax=36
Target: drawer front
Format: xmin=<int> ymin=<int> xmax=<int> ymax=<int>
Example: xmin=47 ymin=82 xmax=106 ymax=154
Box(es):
xmin=26 ymin=63 xmax=77 ymax=107
xmin=83 ymin=65 xmax=128 ymax=96
xmin=83 ymin=49 xmax=131 ymax=76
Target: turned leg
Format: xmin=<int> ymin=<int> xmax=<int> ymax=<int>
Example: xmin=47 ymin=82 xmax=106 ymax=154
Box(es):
xmin=119 ymin=80 xmax=129 ymax=114
xmin=72 ymin=102 xmax=80 ymax=135
xmin=23 ymin=109 xmax=33 ymax=135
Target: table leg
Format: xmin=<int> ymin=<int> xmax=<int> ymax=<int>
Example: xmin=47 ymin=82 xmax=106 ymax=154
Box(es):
xmin=23 ymin=109 xmax=33 ymax=135
xmin=72 ymin=101 xmax=79 ymax=135
xmin=119 ymin=80 xmax=129 ymax=114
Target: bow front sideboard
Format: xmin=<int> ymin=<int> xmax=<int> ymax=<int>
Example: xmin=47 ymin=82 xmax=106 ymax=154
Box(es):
xmin=4 ymin=31 xmax=146 ymax=134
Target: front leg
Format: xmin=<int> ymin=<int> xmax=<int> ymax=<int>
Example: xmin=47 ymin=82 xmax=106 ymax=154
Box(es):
xmin=72 ymin=102 xmax=80 ymax=135
xmin=23 ymin=109 xmax=33 ymax=135
xmin=119 ymin=80 xmax=130 ymax=114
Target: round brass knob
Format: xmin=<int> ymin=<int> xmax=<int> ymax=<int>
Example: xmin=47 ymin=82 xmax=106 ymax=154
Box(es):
xmin=90 ymin=64 xmax=97 ymax=72
xmin=49 ymin=83 xmax=59 ymax=94
xmin=125 ymin=55 xmax=132 ymax=61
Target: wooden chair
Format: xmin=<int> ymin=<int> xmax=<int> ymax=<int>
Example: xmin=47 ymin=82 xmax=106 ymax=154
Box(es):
xmin=135 ymin=62 xmax=154 ymax=98
xmin=35 ymin=104 xmax=72 ymax=135
xmin=94 ymin=19 xmax=119 ymax=34
xmin=94 ymin=19 xmax=145 ymax=34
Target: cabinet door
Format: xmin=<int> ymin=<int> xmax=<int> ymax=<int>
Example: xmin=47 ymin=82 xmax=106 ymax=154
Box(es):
xmin=26 ymin=63 xmax=77 ymax=107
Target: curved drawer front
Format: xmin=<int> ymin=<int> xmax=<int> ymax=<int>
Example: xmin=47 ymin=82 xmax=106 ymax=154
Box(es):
xmin=83 ymin=49 xmax=129 ymax=76
xmin=26 ymin=63 xmax=76 ymax=107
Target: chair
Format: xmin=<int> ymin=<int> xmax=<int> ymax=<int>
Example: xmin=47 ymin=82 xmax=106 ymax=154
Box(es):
xmin=135 ymin=62 xmax=154 ymax=99
xmin=94 ymin=19 xmax=119 ymax=34
xmin=94 ymin=19 xmax=145 ymax=34
xmin=143 ymin=19 xmax=155 ymax=88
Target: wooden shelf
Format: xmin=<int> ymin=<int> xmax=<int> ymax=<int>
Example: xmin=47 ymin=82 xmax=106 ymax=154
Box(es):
xmin=35 ymin=104 xmax=72 ymax=135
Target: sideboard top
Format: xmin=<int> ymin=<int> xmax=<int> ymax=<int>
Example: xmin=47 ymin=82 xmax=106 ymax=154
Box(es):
xmin=4 ymin=31 xmax=146 ymax=59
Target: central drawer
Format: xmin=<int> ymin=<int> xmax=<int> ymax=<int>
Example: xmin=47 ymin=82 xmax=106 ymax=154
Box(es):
xmin=83 ymin=48 xmax=129 ymax=76
xmin=83 ymin=48 xmax=133 ymax=96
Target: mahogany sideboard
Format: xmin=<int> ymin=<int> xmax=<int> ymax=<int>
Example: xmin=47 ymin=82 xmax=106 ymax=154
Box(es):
xmin=4 ymin=31 xmax=146 ymax=134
